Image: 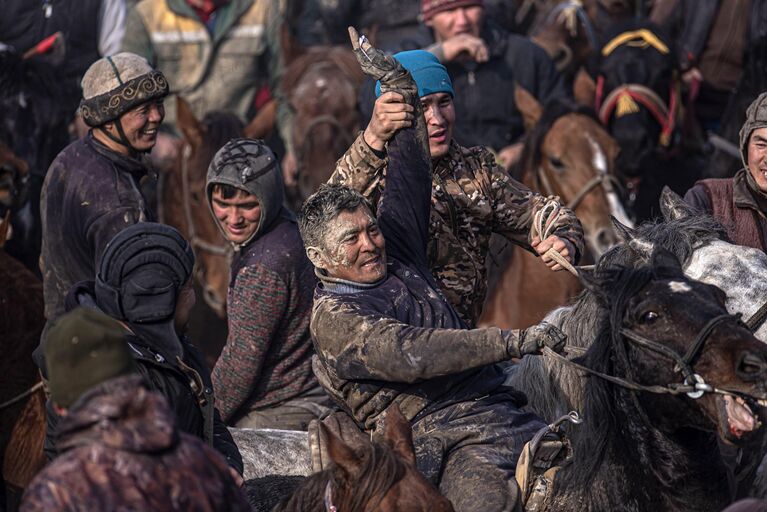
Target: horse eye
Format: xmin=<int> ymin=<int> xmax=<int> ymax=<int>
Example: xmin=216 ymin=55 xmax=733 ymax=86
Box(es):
xmin=549 ymin=156 xmax=565 ymax=171
xmin=641 ymin=311 xmax=659 ymax=323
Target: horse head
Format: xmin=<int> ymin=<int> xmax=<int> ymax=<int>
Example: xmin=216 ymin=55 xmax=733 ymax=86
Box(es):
xmin=583 ymin=248 xmax=767 ymax=445
xmin=275 ymin=406 xmax=453 ymax=512
xmin=162 ymin=97 xmax=244 ymax=317
xmin=576 ymin=22 xmax=677 ymax=179
xmin=516 ymin=86 xmax=628 ymax=258
xmin=531 ymin=0 xmax=599 ymax=79
xmin=283 ymin=47 xmax=364 ymax=206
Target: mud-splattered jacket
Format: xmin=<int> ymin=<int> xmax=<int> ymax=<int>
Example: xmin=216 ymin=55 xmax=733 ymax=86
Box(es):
xmin=21 ymin=375 xmax=250 ymax=512
xmin=40 ymin=134 xmax=151 ymax=324
xmin=330 ymin=134 xmax=584 ymax=326
xmin=312 ymin=102 xmax=520 ymax=431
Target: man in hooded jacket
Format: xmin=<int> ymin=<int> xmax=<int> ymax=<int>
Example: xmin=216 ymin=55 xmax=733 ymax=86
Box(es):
xmin=206 ymin=138 xmax=328 ymax=429
xmin=685 ymin=92 xmax=767 ymax=252
xmin=41 ymin=222 xmax=244 ymax=480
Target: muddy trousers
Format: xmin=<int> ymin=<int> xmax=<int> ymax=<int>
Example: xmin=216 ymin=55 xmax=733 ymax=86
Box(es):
xmin=411 ymin=390 xmax=545 ymax=512
xmin=233 ymin=387 xmax=334 ymax=431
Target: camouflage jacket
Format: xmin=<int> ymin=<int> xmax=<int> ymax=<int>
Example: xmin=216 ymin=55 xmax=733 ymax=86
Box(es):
xmin=330 ymin=134 xmax=585 ymax=326
xmin=21 ymin=375 xmax=250 ymax=512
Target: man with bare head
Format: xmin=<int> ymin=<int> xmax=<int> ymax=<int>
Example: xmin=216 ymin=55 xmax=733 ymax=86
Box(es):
xmin=300 ymin=30 xmax=565 ymax=511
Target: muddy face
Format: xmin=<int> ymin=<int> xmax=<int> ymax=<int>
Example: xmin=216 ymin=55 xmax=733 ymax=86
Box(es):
xmin=314 ymin=206 xmax=387 ymax=284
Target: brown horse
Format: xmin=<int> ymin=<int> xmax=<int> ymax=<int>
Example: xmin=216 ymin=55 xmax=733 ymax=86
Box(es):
xmin=282 ymin=46 xmax=364 ymax=207
xmin=160 ymin=97 xmax=244 ymax=320
xmin=271 ymin=407 xmax=454 ymax=512
xmin=0 ymin=144 xmax=46 ymax=511
xmin=480 ymin=88 xmax=628 ymax=329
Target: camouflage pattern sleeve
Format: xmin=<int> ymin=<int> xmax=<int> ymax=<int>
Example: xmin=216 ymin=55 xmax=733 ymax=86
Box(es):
xmin=487 ymin=157 xmax=585 ymax=261
xmin=328 ymin=132 xmax=388 ymax=204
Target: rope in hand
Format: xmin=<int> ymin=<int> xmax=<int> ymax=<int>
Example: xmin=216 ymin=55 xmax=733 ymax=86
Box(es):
xmin=531 ymin=198 xmax=580 ymax=277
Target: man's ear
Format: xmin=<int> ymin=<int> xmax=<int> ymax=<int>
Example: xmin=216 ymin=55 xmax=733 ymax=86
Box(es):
xmin=306 ymin=246 xmax=326 ymax=270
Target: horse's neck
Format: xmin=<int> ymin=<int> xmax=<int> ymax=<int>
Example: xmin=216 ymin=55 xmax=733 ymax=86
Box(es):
xmin=555 ymin=385 xmax=729 ymax=511
xmin=685 ymin=240 xmax=767 ymax=341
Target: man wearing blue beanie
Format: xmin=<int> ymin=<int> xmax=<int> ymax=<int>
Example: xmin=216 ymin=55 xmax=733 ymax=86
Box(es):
xmin=330 ymin=49 xmax=584 ymax=327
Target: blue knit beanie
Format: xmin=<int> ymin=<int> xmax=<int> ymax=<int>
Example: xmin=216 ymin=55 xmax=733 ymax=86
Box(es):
xmin=375 ymin=50 xmax=454 ymax=99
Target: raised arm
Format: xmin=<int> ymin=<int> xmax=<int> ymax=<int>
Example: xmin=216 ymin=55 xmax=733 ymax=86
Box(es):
xmin=348 ymin=28 xmax=432 ymax=270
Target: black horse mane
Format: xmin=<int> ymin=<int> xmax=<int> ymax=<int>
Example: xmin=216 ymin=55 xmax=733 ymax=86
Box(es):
xmin=600 ymin=210 xmax=727 ymax=269
xmin=515 ymin=97 xmax=598 ymax=181
xmin=272 ymin=440 xmax=406 ymax=512
xmin=550 ymin=260 xmax=729 ymax=509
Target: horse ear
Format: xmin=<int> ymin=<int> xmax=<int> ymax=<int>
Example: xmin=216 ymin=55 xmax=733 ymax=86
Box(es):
xmin=650 ymin=246 xmax=684 ymax=276
xmin=659 ymin=186 xmax=693 ymax=222
xmin=322 ymin=423 xmax=362 ymax=476
xmin=610 ymin=215 xmax=635 ymax=243
xmin=176 ymin=96 xmax=204 ymax=148
xmin=574 ymin=69 xmax=596 ymax=108
xmin=382 ymin=404 xmax=417 ymax=465
xmin=515 ymin=85 xmax=543 ymax=133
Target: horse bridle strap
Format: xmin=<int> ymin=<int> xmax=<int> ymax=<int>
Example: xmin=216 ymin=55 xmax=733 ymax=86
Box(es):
xmin=746 ymin=301 xmax=767 ymax=332
xmin=544 ymin=312 xmax=744 ymax=400
xmin=596 ymin=82 xmax=678 ymax=147
xmin=324 ymin=481 xmax=338 ymax=512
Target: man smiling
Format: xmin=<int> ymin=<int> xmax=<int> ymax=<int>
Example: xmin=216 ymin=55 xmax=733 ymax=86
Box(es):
xmin=302 ymin=32 xmax=565 ymax=511
xmin=686 ymin=92 xmax=767 ymax=252
xmin=40 ymin=52 xmax=168 ymax=337
xmin=205 ymin=139 xmax=328 ymax=430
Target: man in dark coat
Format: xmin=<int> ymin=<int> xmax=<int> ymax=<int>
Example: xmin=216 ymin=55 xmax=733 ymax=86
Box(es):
xmin=43 ymin=222 xmax=244 ymax=479
xmin=299 ymin=31 xmax=565 ymax=511
xmin=39 ymin=52 xmax=167 ymax=342
xmin=685 ymin=92 xmax=767 ymax=251
xmin=21 ymin=307 xmax=250 ymax=512
xmin=206 ymin=139 xmax=329 ymax=429
xmin=419 ymin=0 xmax=567 ymax=168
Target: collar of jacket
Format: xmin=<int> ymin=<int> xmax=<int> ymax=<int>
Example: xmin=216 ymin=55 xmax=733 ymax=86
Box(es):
xmin=85 ymin=132 xmax=149 ymax=181
xmin=432 ymin=140 xmax=465 ymax=179
xmin=734 ymin=168 xmax=767 ymax=219
xmin=166 ymin=0 xmax=254 ymax=44
xmin=315 ymin=268 xmax=386 ymax=293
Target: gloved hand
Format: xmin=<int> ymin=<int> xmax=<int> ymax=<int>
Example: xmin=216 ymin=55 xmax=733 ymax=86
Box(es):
xmin=505 ymin=322 xmax=567 ymax=358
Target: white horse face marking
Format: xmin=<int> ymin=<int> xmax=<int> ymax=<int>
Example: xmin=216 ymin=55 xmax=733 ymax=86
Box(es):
xmin=668 ymin=281 xmax=692 ymax=293
xmin=587 ymin=135 xmax=633 ymax=228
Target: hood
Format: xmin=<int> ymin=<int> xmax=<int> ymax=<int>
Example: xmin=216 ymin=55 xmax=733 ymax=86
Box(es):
xmin=66 ymin=280 xmax=185 ymax=362
xmin=740 ymin=92 xmax=767 ymax=169
xmin=56 ymin=374 xmax=179 ymax=454
xmin=205 ymin=138 xmax=286 ymax=249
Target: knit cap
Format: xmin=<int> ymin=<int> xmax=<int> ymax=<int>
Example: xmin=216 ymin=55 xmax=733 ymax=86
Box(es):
xmin=421 ymin=0 xmax=484 ymax=21
xmin=45 ymin=308 xmax=137 ymax=408
xmin=375 ymin=50 xmax=454 ymax=99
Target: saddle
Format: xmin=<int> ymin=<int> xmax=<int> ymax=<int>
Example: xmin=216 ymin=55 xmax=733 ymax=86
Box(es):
xmin=308 ymin=410 xmax=371 ymax=472
xmin=515 ymin=412 xmax=581 ymax=511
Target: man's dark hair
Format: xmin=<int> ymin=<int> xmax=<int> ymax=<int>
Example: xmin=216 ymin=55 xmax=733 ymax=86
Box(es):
xmin=298 ymin=184 xmax=374 ymax=250
xmin=211 ymin=183 xmax=251 ymax=200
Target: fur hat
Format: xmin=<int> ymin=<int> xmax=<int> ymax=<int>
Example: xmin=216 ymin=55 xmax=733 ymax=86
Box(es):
xmin=45 ymin=308 xmax=137 ymax=408
xmin=79 ymin=52 xmax=169 ymax=127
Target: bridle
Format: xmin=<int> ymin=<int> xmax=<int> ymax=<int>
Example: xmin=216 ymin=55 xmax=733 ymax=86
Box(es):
xmin=294 ymin=114 xmax=356 ymax=188
xmin=594 ymin=29 xmax=680 ymax=148
xmin=548 ymin=309 xmax=764 ymax=403
xmin=178 ymin=143 xmax=232 ymax=313
xmin=536 ymin=152 xmax=623 ymax=213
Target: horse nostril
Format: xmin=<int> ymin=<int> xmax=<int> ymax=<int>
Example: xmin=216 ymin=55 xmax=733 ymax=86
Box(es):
xmin=736 ymin=352 xmax=767 ymax=381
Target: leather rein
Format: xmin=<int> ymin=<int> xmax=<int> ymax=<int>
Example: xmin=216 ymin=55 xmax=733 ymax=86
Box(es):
xmin=548 ymin=312 xmax=763 ymax=403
